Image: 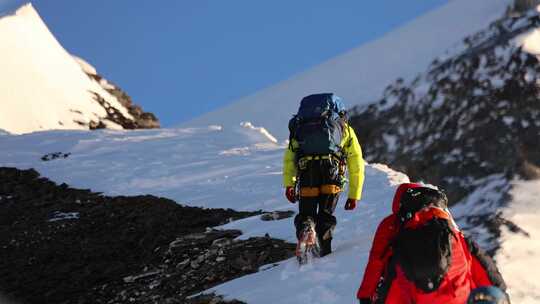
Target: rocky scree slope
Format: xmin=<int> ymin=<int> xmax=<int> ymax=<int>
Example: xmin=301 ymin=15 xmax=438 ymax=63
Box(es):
xmin=0 ymin=167 xmax=294 ymax=304
xmin=350 ymin=8 xmax=540 ymax=251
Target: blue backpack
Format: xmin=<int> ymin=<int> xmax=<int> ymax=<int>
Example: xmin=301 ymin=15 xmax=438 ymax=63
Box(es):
xmin=288 ymin=93 xmax=347 ymax=157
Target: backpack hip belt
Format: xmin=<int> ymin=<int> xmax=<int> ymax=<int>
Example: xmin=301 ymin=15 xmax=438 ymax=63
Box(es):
xmin=299 ymin=185 xmax=342 ymax=197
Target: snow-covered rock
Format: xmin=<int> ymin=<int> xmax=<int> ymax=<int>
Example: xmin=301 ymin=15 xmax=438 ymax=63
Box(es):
xmin=350 ymin=5 xmax=540 ymax=199
xmin=0 ymin=4 xmax=159 ymax=134
xmin=349 ymin=5 xmax=540 ymax=303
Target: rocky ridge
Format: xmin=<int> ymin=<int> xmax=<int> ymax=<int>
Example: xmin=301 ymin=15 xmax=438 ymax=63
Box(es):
xmin=513 ymin=0 xmax=540 ymax=13
xmin=349 ymin=8 xmax=540 ymax=251
xmin=73 ymin=56 xmax=160 ymax=130
xmin=0 ymin=167 xmax=295 ymax=304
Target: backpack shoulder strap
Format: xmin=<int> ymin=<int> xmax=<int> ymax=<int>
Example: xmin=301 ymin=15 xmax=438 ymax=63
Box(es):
xmin=373 ymin=255 xmax=399 ymax=304
xmin=464 ymin=234 xmax=508 ymax=290
xmin=288 ymin=115 xmax=299 ymax=152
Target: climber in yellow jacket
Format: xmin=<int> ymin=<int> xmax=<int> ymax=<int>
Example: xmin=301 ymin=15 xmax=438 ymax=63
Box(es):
xmin=283 ymin=93 xmax=365 ymax=258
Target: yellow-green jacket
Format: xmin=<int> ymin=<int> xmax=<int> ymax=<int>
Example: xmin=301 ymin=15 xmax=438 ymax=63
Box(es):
xmin=282 ymin=124 xmax=365 ymax=200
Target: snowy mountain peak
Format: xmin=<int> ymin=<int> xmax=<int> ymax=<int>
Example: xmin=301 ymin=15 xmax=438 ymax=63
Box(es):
xmin=0 ymin=3 xmax=159 ymax=134
xmin=7 ymin=2 xmax=33 ymax=17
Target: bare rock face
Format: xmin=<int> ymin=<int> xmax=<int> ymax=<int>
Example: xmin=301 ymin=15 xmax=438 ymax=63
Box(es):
xmin=0 ymin=168 xmax=295 ymax=304
xmin=187 ymin=293 xmax=246 ymax=304
xmin=81 ymin=63 xmax=160 ymax=130
xmin=349 ymin=9 xmax=540 ymax=251
xmin=513 ymin=0 xmax=540 ymax=13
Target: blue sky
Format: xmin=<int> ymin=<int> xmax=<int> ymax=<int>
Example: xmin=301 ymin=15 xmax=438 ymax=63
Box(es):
xmin=2 ymin=1 xmax=447 ymax=126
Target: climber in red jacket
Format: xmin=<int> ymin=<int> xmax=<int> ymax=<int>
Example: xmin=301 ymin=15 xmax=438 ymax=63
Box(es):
xmin=357 ymin=183 xmax=507 ymax=304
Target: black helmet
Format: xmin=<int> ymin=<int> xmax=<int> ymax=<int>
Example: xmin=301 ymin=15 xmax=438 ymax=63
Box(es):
xmin=398 ymin=186 xmax=448 ymax=223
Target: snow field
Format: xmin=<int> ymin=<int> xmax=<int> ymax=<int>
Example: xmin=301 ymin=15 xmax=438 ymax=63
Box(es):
xmin=0 ymin=125 xmax=409 ymax=304
xmin=0 ymin=125 xmax=287 ymax=211
xmin=495 ymin=180 xmax=540 ymax=304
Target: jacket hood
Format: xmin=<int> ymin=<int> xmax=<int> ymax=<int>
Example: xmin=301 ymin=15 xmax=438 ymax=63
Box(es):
xmin=392 ymin=183 xmax=423 ymax=214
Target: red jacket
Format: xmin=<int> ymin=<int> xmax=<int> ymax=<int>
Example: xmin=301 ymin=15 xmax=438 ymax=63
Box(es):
xmin=357 ymin=183 xmax=422 ymax=299
xmin=357 ymin=183 xmax=505 ymax=303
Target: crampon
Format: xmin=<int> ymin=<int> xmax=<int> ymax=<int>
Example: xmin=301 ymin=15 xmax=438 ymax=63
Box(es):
xmin=296 ymin=222 xmax=320 ymax=265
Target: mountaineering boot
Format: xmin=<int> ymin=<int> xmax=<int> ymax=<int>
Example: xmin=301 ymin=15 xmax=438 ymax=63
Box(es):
xmin=296 ymin=220 xmax=320 ymax=265
xmin=319 ymin=238 xmax=332 ymax=257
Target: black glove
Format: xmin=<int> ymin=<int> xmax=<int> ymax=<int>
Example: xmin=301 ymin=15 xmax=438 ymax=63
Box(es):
xmin=359 ymin=298 xmax=371 ymax=304
xmin=345 ymin=198 xmax=357 ymax=210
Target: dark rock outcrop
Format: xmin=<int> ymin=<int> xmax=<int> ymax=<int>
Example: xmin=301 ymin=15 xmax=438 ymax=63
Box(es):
xmin=86 ymin=72 xmax=160 ymax=130
xmin=74 ymin=56 xmax=160 ymax=130
xmin=102 ymin=82 xmax=160 ymax=129
xmin=0 ymin=167 xmax=295 ymax=304
xmin=513 ymin=0 xmax=540 ymax=13
xmin=41 ymin=152 xmax=71 ymax=161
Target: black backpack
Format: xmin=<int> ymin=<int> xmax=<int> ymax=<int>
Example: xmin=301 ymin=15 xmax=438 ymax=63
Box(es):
xmin=393 ymin=187 xmax=454 ymax=292
xmin=288 ymin=93 xmax=347 ymax=158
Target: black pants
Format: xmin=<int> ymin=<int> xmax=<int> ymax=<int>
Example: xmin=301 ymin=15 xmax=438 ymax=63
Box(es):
xmin=294 ymin=158 xmax=341 ymax=256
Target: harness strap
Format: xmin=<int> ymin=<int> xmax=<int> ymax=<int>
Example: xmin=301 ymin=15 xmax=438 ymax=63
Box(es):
xmin=297 ymin=154 xmax=343 ymax=171
xmin=299 ymin=155 xmax=333 ymax=161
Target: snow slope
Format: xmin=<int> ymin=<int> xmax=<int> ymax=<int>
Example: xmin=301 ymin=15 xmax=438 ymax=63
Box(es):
xmin=0 ymin=125 xmax=409 ymax=303
xmin=211 ymin=164 xmax=408 ymax=304
xmin=0 ymin=125 xmax=285 ymax=211
xmin=1 ymin=123 xmax=536 ymax=303
xmin=495 ymin=180 xmax=540 ymax=304
xmin=186 ymin=0 xmax=512 ymax=140
xmin=0 ymin=4 xmax=133 ymax=134
xmin=0 ymin=124 xmax=405 ymax=212
xmin=451 ymin=175 xmax=540 ymax=304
